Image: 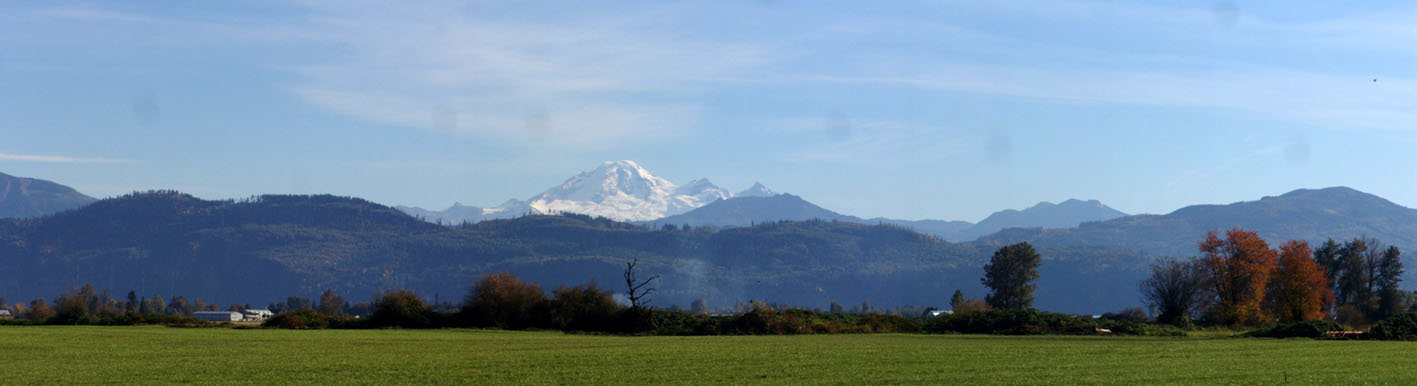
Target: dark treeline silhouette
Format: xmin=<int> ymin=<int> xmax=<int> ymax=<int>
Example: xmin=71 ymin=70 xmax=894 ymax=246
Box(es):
xmin=0 ymin=284 xmax=223 ymax=326
xmin=254 ymin=272 xmax=926 ymax=334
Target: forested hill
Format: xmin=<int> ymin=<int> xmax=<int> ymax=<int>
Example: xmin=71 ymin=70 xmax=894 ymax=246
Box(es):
xmin=0 ymin=191 xmax=1150 ymax=314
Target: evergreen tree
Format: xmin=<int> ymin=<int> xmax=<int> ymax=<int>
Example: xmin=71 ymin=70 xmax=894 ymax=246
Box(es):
xmin=1376 ymin=246 xmax=1405 ymax=319
xmin=949 ymin=290 xmax=966 ymax=311
xmin=982 ymin=242 xmax=1042 ymax=310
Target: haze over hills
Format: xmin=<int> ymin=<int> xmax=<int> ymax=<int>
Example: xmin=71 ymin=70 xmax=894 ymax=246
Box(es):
xmin=0 ymin=172 xmax=97 ymax=219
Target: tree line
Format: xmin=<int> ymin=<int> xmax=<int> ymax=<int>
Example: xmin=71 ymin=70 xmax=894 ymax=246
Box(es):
xmin=1140 ymin=228 xmax=1406 ymax=328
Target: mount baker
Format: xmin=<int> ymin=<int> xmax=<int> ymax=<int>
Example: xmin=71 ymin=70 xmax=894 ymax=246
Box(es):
xmin=397 ymin=160 xmax=774 ymax=223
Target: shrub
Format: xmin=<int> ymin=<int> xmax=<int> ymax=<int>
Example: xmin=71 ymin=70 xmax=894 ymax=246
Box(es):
xmin=371 ymin=290 xmax=435 ymax=328
xmin=1245 ymin=320 xmax=1342 ymax=339
xmin=1101 ymin=307 xmax=1149 ymax=324
xmin=549 ymin=283 xmax=621 ymax=332
xmin=1106 ymin=321 xmax=1187 ymax=337
xmin=460 ymin=273 xmax=549 ymax=329
xmin=1370 ymin=313 xmax=1417 ymax=341
xmin=97 ymin=313 xmax=207 ymax=327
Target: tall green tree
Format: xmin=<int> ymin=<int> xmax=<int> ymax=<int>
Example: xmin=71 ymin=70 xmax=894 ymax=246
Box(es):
xmin=1313 ymin=239 xmax=1342 ymax=290
xmin=1336 ymin=238 xmax=1370 ymax=307
xmin=1376 ymin=246 xmax=1405 ymax=319
xmin=981 ymin=242 xmax=1042 ymax=310
xmin=949 ymin=290 xmax=966 ymax=311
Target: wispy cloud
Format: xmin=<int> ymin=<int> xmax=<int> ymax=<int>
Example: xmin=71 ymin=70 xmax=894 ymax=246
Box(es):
xmin=0 ymin=152 xmax=138 ymax=164
xmin=34 ymin=6 xmax=155 ymax=23
xmin=281 ymin=3 xmax=771 ymax=148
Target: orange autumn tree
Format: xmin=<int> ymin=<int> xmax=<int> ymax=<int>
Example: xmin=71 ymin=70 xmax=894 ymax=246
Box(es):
xmin=1200 ymin=228 xmax=1277 ymax=325
xmin=1267 ymin=240 xmax=1334 ymax=323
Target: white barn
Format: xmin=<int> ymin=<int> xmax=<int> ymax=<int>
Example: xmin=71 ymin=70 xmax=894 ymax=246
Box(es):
xmin=193 ymin=311 xmax=243 ymax=322
xmin=242 ymin=309 xmax=273 ymax=321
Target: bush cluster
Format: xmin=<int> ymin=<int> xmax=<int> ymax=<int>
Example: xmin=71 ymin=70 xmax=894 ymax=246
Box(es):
xmin=647 ymin=306 xmax=921 ymax=335
xmin=922 ymin=309 xmax=1185 ymax=337
xmin=1368 ymin=313 xmax=1417 ymax=341
xmin=15 ymin=312 xmax=209 ymax=327
xmin=263 ymin=309 xmax=370 ymax=329
xmin=925 ymin=309 xmax=1102 ymax=335
xmin=1244 ymin=320 xmax=1343 ymax=339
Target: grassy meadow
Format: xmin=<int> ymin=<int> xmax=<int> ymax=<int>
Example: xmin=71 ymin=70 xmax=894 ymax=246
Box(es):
xmin=2 ymin=326 xmax=1415 ymax=384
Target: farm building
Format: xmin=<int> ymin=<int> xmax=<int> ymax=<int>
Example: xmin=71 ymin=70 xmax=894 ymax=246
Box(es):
xmin=0 ymin=309 xmax=11 ymax=319
xmin=193 ymin=311 xmax=243 ymax=322
xmin=242 ymin=309 xmax=273 ymax=321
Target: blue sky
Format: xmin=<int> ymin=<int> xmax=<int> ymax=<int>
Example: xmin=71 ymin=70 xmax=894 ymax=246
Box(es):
xmin=3 ymin=1 xmax=1416 ymax=222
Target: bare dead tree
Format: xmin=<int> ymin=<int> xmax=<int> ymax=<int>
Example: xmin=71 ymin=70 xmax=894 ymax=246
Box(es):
xmin=624 ymin=257 xmax=659 ymax=311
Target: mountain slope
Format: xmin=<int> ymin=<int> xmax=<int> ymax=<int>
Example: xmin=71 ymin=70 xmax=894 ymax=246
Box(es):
xmin=645 ymin=194 xmax=859 ymax=227
xmin=0 ymin=172 xmax=97 ymax=219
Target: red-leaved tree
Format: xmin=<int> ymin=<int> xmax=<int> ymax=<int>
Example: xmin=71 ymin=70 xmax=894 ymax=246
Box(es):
xmin=1200 ymin=228 xmax=1277 ymax=325
xmin=1267 ymin=240 xmax=1334 ymax=323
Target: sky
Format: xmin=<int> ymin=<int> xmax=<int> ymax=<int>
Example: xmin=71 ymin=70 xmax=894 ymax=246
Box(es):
xmin=3 ymin=1 xmax=1417 ymax=222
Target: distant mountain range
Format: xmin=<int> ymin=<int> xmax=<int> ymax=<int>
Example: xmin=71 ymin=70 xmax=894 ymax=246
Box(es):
xmin=953 ymin=199 xmax=1127 ymax=241
xmin=400 ymin=160 xmax=1127 ymax=242
xmin=0 ymin=172 xmax=96 ymax=219
xmin=645 ymin=191 xmax=1125 ymax=242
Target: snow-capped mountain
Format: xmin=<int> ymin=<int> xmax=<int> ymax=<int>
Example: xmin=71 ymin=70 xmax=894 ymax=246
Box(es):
xmin=399 ymin=160 xmax=767 ymax=223
xmin=736 ymin=182 xmax=776 ymax=198
xmin=528 ymin=160 xmax=732 ymax=221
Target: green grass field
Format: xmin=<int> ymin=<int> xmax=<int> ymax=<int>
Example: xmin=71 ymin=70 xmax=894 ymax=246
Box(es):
xmin=1 ymin=326 xmax=1414 ymax=385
